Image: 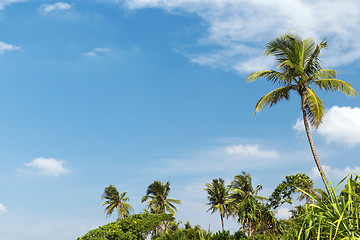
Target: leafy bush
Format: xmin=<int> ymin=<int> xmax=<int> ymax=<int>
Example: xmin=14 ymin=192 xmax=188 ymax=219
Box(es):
xmin=212 ymin=230 xmax=247 ymax=240
xmin=78 ymin=213 xmax=174 ymax=240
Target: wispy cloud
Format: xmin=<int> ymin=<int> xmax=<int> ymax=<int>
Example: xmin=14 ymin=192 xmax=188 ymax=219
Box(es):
xmin=144 ymin=143 xmax=282 ymax=175
xmin=22 ymin=157 xmax=71 ymax=177
xmin=83 ymin=47 xmax=110 ymax=58
xmin=225 ymin=144 xmax=279 ymax=159
xmin=293 ymin=106 xmax=360 ymax=147
xmin=310 ymin=165 xmax=360 ymax=183
xmin=0 ymin=203 xmax=7 ymax=214
xmin=111 ymin=0 xmax=360 ymax=74
xmin=39 ymin=2 xmax=72 ymax=15
xmin=0 ymin=0 xmax=27 ymax=10
xmin=0 ymin=41 xmax=20 ymax=53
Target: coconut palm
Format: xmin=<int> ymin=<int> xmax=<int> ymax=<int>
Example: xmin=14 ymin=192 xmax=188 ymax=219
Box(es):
xmin=142 ymin=181 xmax=181 ymax=215
xmin=101 ymin=184 xmax=133 ymax=221
xmin=230 ymin=172 xmax=263 ymax=201
xmin=229 ymin=172 xmax=266 ymax=239
xmin=246 ymin=33 xmax=358 ymax=192
xmin=204 ymin=178 xmax=231 ymax=231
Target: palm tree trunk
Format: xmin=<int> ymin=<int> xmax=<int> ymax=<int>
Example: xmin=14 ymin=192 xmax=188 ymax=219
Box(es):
xmin=220 ymin=214 xmax=224 ymax=231
xmin=300 ymin=93 xmax=331 ymax=195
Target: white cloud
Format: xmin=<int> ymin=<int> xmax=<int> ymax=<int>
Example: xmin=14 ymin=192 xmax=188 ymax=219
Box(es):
xmin=225 ymin=144 xmax=279 ymax=159
xmin=317 ymin=106 xmax=360 ymax=147
xmin=94 ymin=47 xmax=110 ymax=52
xmin=0 ymin=203 xmax=7 ymax=214
xmin=310 ymin=165 xmax=360 ymax=183
xmin=39 ymin=2 xmax=72 ymax=14
xmin=82 ymin=51 xmax=98 ymax=57
xmin=23 ymin=157 xmax=71 ymax=177
xmin=144 ymin=143 xmax=281 ymax=175
xmin=83 ymin=47 xmax=110 ymax=58
xmin=293 ymin=106 xmax=360 ymax=147
xmin=0 ymin=0 xmax=27 ymax=10
xmin=0 ymin=41 xmax=20 ymax=53
xmin=276 ymin=207 xmax=292 ymax=219
xmin=111 ymin=0 xmax=360 ymax=73
xmin=292 ymin=118 xmax=304 ymax=132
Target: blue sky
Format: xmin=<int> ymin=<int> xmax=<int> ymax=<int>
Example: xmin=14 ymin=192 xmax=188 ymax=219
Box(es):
xmin=0 ymin=0 xmax=360 ymax=239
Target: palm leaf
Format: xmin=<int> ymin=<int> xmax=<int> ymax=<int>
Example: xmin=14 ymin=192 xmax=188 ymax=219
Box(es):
xmin=255 ymin=86 xmax=294 ymax=114
xmin=313 ymin=79 xmax=358 ymax=96
xmin=246 ymin=70 xmax=292 ymax=85
xmin=304 ymin=88 xmax=325 ymax=128
xmin=308 ymin=69 xmax=337 ymax=81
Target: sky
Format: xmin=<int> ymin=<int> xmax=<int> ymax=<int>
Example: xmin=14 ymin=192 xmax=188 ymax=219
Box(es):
xmin=0 ymin=0 xmax=360 ymax=239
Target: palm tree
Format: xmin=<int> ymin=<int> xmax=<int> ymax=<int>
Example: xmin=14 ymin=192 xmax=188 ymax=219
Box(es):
xmin=101 ymin=184 xmax=133 ymax=221
xmin=142 ymin=181 xmax=181 ymax=215
xmin=204 ymin=178 xmax=231 ymax=231
xmin=230 ymin=172 xmax=263 ymax=201
xmin=229 ymin=172 xmax=267 ymax=239
xmin=246 ymin=33 xmax=358 ymax=193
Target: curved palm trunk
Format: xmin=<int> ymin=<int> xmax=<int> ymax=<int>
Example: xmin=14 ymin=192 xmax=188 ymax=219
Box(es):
xmin=300 ymin=93 xmax=331 ymax=195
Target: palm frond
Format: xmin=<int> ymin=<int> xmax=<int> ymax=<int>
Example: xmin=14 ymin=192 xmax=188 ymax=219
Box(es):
xmin=246 ymin=70 xmax=292 ymax=85
xmin=308 ymin=69 xmax=337 ymax=82
xmin=304 ymin=38 xmax=327 ymax=75
xmin=313 ymin=79 xmax=358 ymax=96
xmin=304 ymin=88 xmax=325 ymax=128
xmin=255 ymin=86 xmax=294 ymax=114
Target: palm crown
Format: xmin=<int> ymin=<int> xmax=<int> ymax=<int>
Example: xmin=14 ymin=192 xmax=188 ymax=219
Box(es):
xmin=246 ymin=34 xmax=357 ymax=127
xmin=101 ymin=185 xmax=133 ymax=221
xmin=141 ymin=181 xmax=181 ymax=215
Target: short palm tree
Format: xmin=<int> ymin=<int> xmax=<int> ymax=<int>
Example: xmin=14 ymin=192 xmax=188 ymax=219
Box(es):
xmin=229 ymin=172 xmax=266 ymax=239
xmin=204 ymin=178 xmax=231 ymax=231
xmin=101 ymin=184 xmax=133 ymax=221
xmin=142 ymin=181 xmax=181 ymax=215
xmin=230 ymin=172 xmax=263 ymax=201
xmin=246 ymin=33 xmax=358 ymax=193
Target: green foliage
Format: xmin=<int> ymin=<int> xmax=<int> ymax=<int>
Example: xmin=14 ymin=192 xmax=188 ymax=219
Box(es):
xmin=296 ymin=175 xmax=360 ymax=239
xmin=142 ymin=181 xmax=181 ymax=215
xmin=154 ymin=222 xmax=212 ymax=240
xmin=227 ymin=172 xmax=276 ymax=238
xmin=78 ymin=213 xmax=174 ymax=240
xmin=211 ymin=230 xmax=247 ymax=240
xmin=101 ymin=185 xmax=133 ymax=221
xmin=204 ymin=178 xmax=231 ymax=230
xmin=268 ymin=173 xmax=314 ymax=209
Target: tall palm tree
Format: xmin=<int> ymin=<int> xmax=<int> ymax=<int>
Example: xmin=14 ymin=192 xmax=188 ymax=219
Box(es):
xmin=204 ymin=178 xmax=231 ymax=231
xmin=101 ymin=184 xmax=133 ymax=221
xmin=246 ymin=33 xmax=358 ymax=192
xmin=141 ymin=181 xmax=181 ymax=215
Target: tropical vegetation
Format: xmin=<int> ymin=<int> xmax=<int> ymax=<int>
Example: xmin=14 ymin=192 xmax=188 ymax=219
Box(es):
xmin=78 ymin=33 xmax=359 ymax=240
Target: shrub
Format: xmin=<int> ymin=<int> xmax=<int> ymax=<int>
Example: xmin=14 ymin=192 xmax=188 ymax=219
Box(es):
xmin=78 ymin=213 xmax=174 ymax=240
